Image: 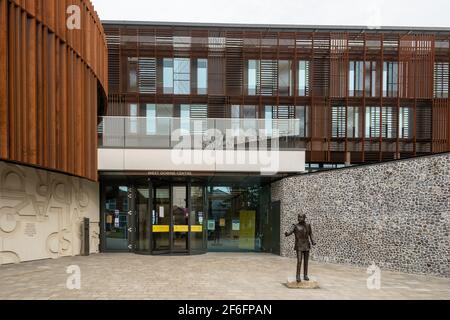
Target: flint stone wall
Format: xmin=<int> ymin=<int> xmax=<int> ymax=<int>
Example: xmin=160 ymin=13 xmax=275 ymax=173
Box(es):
xmin=271 ymin=153 xmax=450 ymax=277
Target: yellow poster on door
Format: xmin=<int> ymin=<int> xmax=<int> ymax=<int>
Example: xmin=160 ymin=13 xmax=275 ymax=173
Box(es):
xmin=174 ymin=225 xmax=189 ymax=232
xmin=239 ymin=210 xmax=256 ymax=250
xmin=152 ymin=225 xmax=170 ymax=233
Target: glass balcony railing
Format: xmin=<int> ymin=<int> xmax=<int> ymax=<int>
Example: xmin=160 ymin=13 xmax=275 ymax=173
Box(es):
xmin=98 ymin=116 xmax=308 ymax=150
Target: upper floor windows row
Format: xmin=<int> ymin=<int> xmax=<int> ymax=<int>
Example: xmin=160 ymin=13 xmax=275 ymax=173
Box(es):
xmin=111 ymin=33 xmax=450 ymax=53
xmin=127 ymin=57 xmax=448 ymax=98
xmin=331 ymin=106 xmax=414 ymax=139
xmin=349 ymin=61 xmax=449 ymax=98
xmin=246 ymin=60 xmax=446 ymax=98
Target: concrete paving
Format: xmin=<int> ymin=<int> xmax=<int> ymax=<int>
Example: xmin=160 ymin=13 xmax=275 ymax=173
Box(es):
xmin=0 ymin=253 xmax=449 ymax=300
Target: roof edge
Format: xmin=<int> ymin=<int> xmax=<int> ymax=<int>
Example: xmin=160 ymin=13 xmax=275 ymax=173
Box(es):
xmin=100 ymin=20 xmax=450 ymax=33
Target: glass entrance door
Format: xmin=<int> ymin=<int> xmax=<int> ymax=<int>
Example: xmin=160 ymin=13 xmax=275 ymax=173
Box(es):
xmin=145 ymin=180 xmax=207 ymax=254
xmin=136 ymin=183 xmax=150 ymax=252
xmin=152 ymin=186 xmax=171 ymax=253
xmin=104 ymin=185 xmax=131 ymax=251
xmin=172 ymin=186 xmax=188 ymax=253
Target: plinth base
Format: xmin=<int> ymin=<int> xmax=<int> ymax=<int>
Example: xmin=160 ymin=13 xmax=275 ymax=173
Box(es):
xmin=285 ymin=280 xmax=320 ymax=289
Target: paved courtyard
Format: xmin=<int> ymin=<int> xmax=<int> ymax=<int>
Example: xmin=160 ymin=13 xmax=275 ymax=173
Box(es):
xmin=0 ymin=253 xmax=449 ymax=300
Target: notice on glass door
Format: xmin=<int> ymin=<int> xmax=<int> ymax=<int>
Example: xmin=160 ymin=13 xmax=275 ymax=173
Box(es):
xmin=159 ymin=206 xmax=164 ymax=218
xmin=232 ymin=220 xmax=240 ymax=231
xmin=208 ymin=220 xmax=215 ymax=231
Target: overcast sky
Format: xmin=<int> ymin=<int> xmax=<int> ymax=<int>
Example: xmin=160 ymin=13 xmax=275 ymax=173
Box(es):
xmin=91 ymin=0 xmax=450 ymax=28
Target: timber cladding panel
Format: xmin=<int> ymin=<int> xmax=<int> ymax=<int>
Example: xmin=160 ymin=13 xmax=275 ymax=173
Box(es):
xmin=0 ymin=0 xmax=107 ymax=182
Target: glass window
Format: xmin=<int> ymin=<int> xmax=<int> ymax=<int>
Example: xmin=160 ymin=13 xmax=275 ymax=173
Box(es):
xmin=231 ymin=105 xmax=258 ymax=130
xmin=163 ymin=58 xmax=174 ymax=94
xmin=399 ymin=107 xmax=413 ymax=139
xmin=261 ymin=60 xmax=277 ymax=96
xmin=434 ymin=62 xmax=449 ymax=98
xmin=248 ymin=60 xmax=258 ymax=95
xmin=231 ymin=105 xmax=240 ymax=118
xmin=265 ymin=106 xmax=273 ymax=136
xmin=278 ymin=60 xmax=293 ymax=96
xmin=347 ymin=107 xmax=360 ymax=138
xmin=349 ymin=61 xmax=364 ymax=97
xmin=243 ymin=105 xmax=257 ymax=119
xmin=332 ymin=106 xmax=360 ymax=138
xmin=207 ymin=185 xmax=262 ymax=252
xmin=162 ymin=57 xmax=193 ymax=94
xmin=382 ymin=107 xmax=397 ymax=139
xmin=270 ymin=106 xmax=302 ymax=138
xmin=231 ymin=105 xmax=241 ymax=135
xmin=296 ymin=106 xmax=309 ymax=138
xmin=243 ymin=105 xmax=257 ymax=131
xmin=129 ymin=104 xmax=138 ymax=134
xmin=157 ymin=104 xmax=173 ymax=117
xmin=365 ymin=106 xmax=381 ymax=138
xmin=146 ymin=104 xmax=156 ymax=135
xmin=104 ymin=185 xmax=129 ymax=251
xmin=332 ymin=106 xmax=346 ymax=138
xmin=180 ymin=104 xmax=190 ymax=132
xmin=298 ymin=60 xmax=310 ymax=96
xmin=197 ymin=59 xmax=208 ymax=95
xmin=128 ymin=57 xmax=138 ymax=92
xmin=383 ymin=62 xmax=399 ymax=97
xmin=174 ymin=58 xmax=191 ymax=94
xmin=156 ymin=104 xmax=173 ymax=135
xmin=364 ymin=61 xmax=378 ymax=97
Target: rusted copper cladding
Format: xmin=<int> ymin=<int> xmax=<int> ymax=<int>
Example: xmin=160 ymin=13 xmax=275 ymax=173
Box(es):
xmin=103 ymin=22 xmax=450 ymax=165
xmin=0 ymin=0 xmax=108 ymax=181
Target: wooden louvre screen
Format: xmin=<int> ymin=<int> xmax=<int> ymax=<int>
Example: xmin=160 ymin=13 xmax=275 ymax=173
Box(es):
xmin=101 ymin=22 xmax=450 ymax=164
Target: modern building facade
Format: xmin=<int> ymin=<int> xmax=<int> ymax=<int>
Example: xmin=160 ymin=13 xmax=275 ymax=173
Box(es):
xmin=99 ymin=21 xmax=450 ymax=256
xmin=0 ymin=0 xmax=107 ymax=264
xmin=0 ymin=9 xmax=449 ymax=266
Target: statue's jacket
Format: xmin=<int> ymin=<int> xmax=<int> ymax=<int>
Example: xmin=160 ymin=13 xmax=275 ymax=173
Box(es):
xmin=287 ymin=223 xmax=313 ymax=252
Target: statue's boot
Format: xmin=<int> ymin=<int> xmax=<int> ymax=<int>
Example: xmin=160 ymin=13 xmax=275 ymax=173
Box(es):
xmin=304 ymin=275 xmax=310 ymax=281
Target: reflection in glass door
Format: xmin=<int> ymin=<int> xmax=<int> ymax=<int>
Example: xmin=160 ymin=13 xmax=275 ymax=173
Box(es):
xmin=152 ymin=186 xmax=171 ymax=252
xmin=104 ymin=186 xmax=130 ymax=250
xmin=190 ymin=186 xmax=206 ymax=252
xmin=172 ymin=186 xmax=188 ymax=252
xmin=136 ymin=185 xmax=150 ymax=251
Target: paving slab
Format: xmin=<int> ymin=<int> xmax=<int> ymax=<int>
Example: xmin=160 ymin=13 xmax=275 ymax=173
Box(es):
xmin=0 ymin=253 xmax=448 ymax=300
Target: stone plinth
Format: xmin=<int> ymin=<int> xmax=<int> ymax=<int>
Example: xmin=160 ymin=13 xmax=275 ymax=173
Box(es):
xmin=285 ymin=281 xmax=320 ymax=289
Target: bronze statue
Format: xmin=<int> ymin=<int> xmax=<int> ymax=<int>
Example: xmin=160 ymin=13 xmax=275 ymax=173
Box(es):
xmin=285 ymin=213 xmax=316 ymax=282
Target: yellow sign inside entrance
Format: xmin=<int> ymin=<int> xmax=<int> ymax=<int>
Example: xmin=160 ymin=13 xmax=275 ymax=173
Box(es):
xmin=239 ymin=210 xmax=256 ymax=250
xmin=191 ymin=225 xmax=203 ymax=233
xmin=174 ymin=225 xmax=189 ymax=232
xmin=152 ymin=225 xmax=170 ymax=233
xmin=152 ymin=225 xmax=203 ymax=233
